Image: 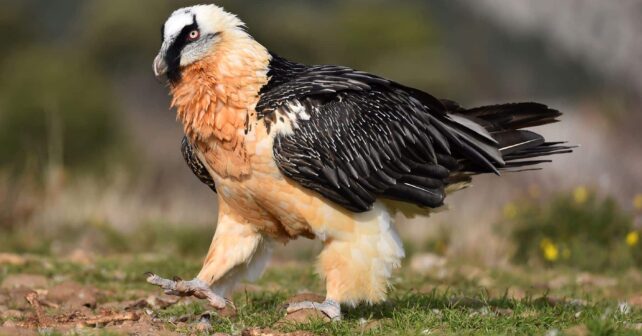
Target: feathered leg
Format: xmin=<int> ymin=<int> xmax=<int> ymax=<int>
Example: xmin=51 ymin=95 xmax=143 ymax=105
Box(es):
xmin=287 ymin=203 xmax=405 ymax=320
xmin=147 ymin=197 xmax=269 ymax=308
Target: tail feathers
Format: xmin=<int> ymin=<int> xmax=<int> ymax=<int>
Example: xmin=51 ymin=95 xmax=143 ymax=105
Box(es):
xmin=463 ymin=102 xmax=562 ymax=131
xmin=445 ymin=102 xmax=573 ymax=174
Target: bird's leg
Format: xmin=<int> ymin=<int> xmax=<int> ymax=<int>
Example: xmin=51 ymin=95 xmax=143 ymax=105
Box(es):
xmin=146 ymin=199 xmax=263 ymax=309
xmin=288 ymin=215 xmax=404 ymax=321
xmin=145 ymin=273 xmax=228 ymax=309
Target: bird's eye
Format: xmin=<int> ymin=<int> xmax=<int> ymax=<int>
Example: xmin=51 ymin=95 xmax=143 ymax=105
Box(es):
xmin=187 ymin=30 xmax=200 ymax=41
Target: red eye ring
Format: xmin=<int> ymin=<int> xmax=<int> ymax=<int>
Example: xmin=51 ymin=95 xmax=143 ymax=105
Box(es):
xmin=187 ymin=30 xmax=200 ymax=41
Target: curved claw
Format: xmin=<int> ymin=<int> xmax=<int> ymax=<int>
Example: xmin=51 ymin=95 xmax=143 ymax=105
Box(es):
xmin=286 ymin=299 xmax=342 ymax=321
xmin=145 ymin=273 xmax=227 ymax=309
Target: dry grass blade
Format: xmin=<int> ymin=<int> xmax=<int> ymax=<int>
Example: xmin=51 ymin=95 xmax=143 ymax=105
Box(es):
xmin=84 ymin=312 xmax=140 ymax=326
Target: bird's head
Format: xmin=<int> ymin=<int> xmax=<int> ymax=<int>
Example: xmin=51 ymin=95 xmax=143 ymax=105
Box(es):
xmin=153 ymin=4 xmax=247 ymax=84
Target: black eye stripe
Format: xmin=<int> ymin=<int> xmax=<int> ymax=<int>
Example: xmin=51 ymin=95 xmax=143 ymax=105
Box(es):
xmin=165 ymin=15 xmax=199 ymax=83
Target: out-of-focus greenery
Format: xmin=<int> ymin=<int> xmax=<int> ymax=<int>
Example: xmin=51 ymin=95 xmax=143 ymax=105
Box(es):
xmin=508 ymin=188 xmax=641 ymax=271
xmin=0 ymin=48 xmax=123 ymax=172
xmin=0 ymin=0 xmax=611 ymax=178
xmin=0 ymin=219 xmax=213 ymax=257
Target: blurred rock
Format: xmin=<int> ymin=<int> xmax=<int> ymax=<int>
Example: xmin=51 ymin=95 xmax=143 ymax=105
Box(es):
xmin=0 ymin=254 xmax=26 ymax=266
xmin=628 ymin=294 xmax=642 ymax=308
xmin=575 ymin=273 xmax=617 ymax=287
xmin=410 ymin=253 xmax=446 ymax=274
xmin=564 ymin=325 xmax=589 ymax=336
xmin=66 ymin=249 xmax=94 ymax=265
xmin=0 ymin=275 xmax=47 ymax=290
xmin=1 ymin=309 xmax=24 ymax=320
xmin=46 ymin=282 xmax=97 ymax=310
xmin=280 ymin=308 xmax=330 ymax=324
xmin=0 ymin=326 xmax=37 ymax=336
xmin=284 ymin=293 xmax=325 ymax=305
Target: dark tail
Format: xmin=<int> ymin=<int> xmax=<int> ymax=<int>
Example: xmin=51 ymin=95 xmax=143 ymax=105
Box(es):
xmin=442 ymin=100 xmax=575 ymax=174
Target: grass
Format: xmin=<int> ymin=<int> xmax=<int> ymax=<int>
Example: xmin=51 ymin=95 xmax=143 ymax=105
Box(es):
xmin=1 ymin=254 xmax=641 ymax=335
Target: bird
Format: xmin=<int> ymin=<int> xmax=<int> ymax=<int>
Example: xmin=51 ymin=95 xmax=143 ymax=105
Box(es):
xmin=147 ymin=4 xmax=573 ymax=320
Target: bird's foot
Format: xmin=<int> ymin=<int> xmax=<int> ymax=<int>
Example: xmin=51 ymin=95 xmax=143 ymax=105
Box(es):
xmin=286 ymin=299 xmax=341 ymax=321
xmin=145 ymin=272 xmax=229 ymax=309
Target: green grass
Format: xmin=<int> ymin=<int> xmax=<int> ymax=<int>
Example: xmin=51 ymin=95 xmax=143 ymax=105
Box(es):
xmin=1 ymin=255 xmax=641 ymax=335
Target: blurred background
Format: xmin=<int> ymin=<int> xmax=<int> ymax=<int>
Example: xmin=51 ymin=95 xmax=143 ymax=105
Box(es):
xmin=1 ymin=0 xmax=641 ymax=272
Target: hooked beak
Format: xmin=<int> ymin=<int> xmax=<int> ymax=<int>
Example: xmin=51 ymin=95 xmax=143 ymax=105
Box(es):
xmin=153 ymin=53 xmax=168 ymax=79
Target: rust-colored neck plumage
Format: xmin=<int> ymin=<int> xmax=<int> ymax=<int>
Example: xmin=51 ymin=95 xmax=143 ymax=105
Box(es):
xmin=170 ymin=31 xmax=270 ymax=179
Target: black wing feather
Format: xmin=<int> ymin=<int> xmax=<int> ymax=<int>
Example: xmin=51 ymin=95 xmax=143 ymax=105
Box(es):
xmin=181 ymin=137 xmax=217 ymax=193
xmin=256 ymin=54 xmax=571 ymax=213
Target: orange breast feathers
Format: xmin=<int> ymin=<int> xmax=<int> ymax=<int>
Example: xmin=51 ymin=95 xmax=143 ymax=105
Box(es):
xmin=169 ymin=33 xmax=271 ymax=179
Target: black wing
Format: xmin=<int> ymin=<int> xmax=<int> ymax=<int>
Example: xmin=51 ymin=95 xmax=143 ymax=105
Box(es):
xmin=258 ymin=55 xmax=571 ymax=213
xmin=181 ymin=137 xmax=217 ymax=193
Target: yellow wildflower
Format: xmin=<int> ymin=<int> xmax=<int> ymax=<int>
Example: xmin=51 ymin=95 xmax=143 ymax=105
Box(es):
xmin=540 ymin=238 xmax=559 ymax=262
xmin=633 ymin=194 xmax=642 ymax=211
xmin=573 ymin=186 xmax=589 ymax=205
xmin=503 ymin=203 xmax=518 ymax=219
xmin=626 ymin=231 xmax=639 ymax=247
